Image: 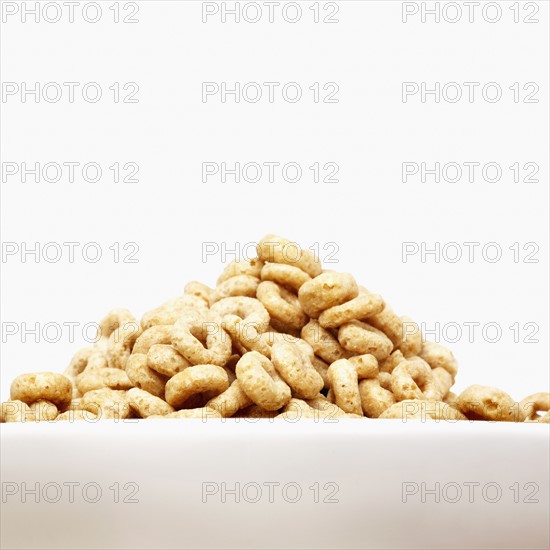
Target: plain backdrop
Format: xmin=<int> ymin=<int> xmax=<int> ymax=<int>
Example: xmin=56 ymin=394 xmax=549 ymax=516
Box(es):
xmin=1 ymin=0 xmax=548 ymax=401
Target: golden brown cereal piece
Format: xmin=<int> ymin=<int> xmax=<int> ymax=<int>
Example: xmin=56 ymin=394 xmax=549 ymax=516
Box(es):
xmin=133 ymin=325 xmax=173 ymax=355
xmin=184 ymin=280 xmax=213 ymax=305
xmin=311 ymin=356 xmax=330 ymax=389
xmin=126 ymin=353 xmax=167 ymax=398
xmin=147 ymin=344 xmax=190 ymax=377
xmin=257 ymin=234 xmax=322 ymax=278
xmin=359 ymin=379 xmax=395 ymax=418
xmin=222 ymin=314 xmax=272 ymax=357
xmin=80 ymin=388 xmax=131 ymax=419
xmin=150 ymin=407 xmax=222 ymax=419
xmin=127 ymin=388 xmax=175 ymax=418
xmin=257 ymin=281 xmax=308 ymax=331
xmin=141 ymin=295 xmax=207 ymax=329
xmin=420 ymin=340 xmax=458 ymax=379
xmin=64 ymin=347 xmax=94 ymax=379
xmin=319 ymin=289 xmax=384 ymax=328
xmin=456 ymin=385 xmax=523 ymax=422
xmin=399 ymin=316 xmax=422 ymax=357
xmin=165 ymin=364 xmax=229 ymax=409
xmin=236 ymin=405 xmax=279 ymax=418
xmin=443 ymin=391 xmax=458 ymax=406
xmin=301 ymin=320 xmax=350 ymax=364
xmin=260 ymin=263 xmax=311 ymax=292
xmin=77 ymin=367 xmax=133 ymax=395
xmin=0 ymin=400 xmax=35 ymax=423
xmin=305 ymin=396 xmax=350 ymax=419
xmin=235 ymin=351 xmax=291 ymax=411
xmin=210 ymin=296 xmax=270 ymax=333
xmin=432 ymin=367 xmax=454 ymax=398
xmin=298 ymin=272 xmax=358 ymax=318
xmin=10 ymin=372 xmax=73 ymax=409
xmin=379 ymin=401 xmax=432 ymax=420
xmin=391 ymin=358 xmax=441 ymax=402
xmin=338 ymin=321 xmax=393 ymax=361
xmin=210 ymin=275 xmax=260 ymax=305
xmin=217 ymin=258 xmax=264 ymax=285
xmin=349 ymin=354 xmax=379 ymax=380
xmin=98 ymin=308 xmax=135 ymax=342
xmin=172 ymin=317 xmax=232 ymax=367
xmin=56 ymin=410 xmax=99 ymax=422
xmin=327 ymin=359 xmax=362 ymax=415
xmin=206 ymin=380 xmax=253 ymax=417
xmin=29 ymin=400 xmax=58 ymax=421
xmin=378 ymin=371 xmax=393 ymax=391
xmin=107 ymin=317 xmax=141 ymax=370
xmin=368 ymin=305 xmax=404 ymax=345
xmin=379 ymin=350 xmax=405 ymax=374
xmin=271 ymin=342 xmax=324 ymax=399
xmin=519 ymin=392 xmax=549 ymax=422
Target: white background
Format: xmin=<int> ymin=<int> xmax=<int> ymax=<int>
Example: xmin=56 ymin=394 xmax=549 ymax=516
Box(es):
xmin=1 ymin=0 xmax=548 ymax=401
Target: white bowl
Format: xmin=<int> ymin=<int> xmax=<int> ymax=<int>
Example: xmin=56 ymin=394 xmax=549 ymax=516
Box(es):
xmin=1 ymin=419 xmax=548 ymax=549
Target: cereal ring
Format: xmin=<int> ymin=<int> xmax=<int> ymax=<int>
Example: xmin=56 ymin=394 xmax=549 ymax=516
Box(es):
xmin=391 ymin=358 xmax=441 ymax=402
xmin=271 ymin=342 xmax=324 ymax=399
xmin=147 ymin=344 xmax=190 ymax=377
xmin=298 ymin=272 xmax=358 ymax=318
xmin=456 ymin=385 xmax=522 ymax=422
xmin=358 ymin=379 xmax=395 ymax=418
xmin=379 ymin=350 xmax=405 ymax=374
xmin=64 ymin=347 xmax=94 ymax=379
xmin=399 ymin=316 xmax=422 ymax=357
xmin=98 ymin=308 xmax=135 ymax=343
xmin=133 ymin=325 xmax=173 ymax=355
xmin=184 ymin=281 xmax=212 ymax=305
xmin=210 ymin=296 xmax=270 ymax=333
xmin=107 ymin=317 xmax=141 ymax=370
xmin=257 ymin=235 xmax=322 ymax=278
xmin=222 ymin=314 xmax=271 ymax=357
xmin=319 ymin=289 xmax=384 ymax=328
xmin=80 ymin=388 xmax=131 ymax=419
xmin=56 ymin=410 xmax=98 ymax=422
xmin=0 ymin=400 xmax=35 ymax=423
xmin=301 ymin=320 xmax=350 ymax=364
xmin=305 ymin=397 xmax=350 ymax=419
xmin=165 ymin=365 xmax=229 ymax=409
xmin=520 ymin=392 xmax=549 ymax=422
xmin=349 ymin=354 xmax=379 ymax=379
xmin=126 ymin=353 xmax=167 ymax=398
xmin=77 ymin=367 xmax=133 ymax=395
xmin=327 ymin=359 xmax=362 ymax=415
xmin=260 ymin=263 xmax=311 ymax=292
xmin=127 ymin=388 xmax=175 ymax=418
xmin=443 ymin=391 xmax=458 ymax=406
xmin=311 ymin=356 xmax=330 ymax=389
xmin=378 ymin=401 xmax=431 ymax=420
xmin=10 ymin=372 xmax=72 ymax=409
xmin=235 ymin=351 xmax=291 ymax=411
xmin=257 ymin=281 xmax=308 ymax=331
xmin=210 ymin=275 xmax=260 ymax=305
xmin=236 ymin=405 xmax=279 ymax=418
xmin=150 ymin=407 xmax=222 ymax=419
xmin=29 ymin=400 xmax=58 ymax=421
xmin=206 ymin=380 xmax=253 ymax=417
xmin=432 ymin=367 xmax=454 ymax=397
xmin=338 ymin=321 xmax=393 ymax=360
xmin=420 ymin=340 xmax=458 ymax=379
xmin=141 ymin=295 xmax=207 ymax=329
xmin=368 ymin=305 xmax=404 ymax=345
xmin=217 ymin=258 xmax=264 ymax=285
xmin=172 ymin=318 xmax=232 ymax=367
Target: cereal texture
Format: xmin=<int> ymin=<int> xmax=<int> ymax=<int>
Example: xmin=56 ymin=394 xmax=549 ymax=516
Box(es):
xmin=2 ymin=234 xmax=541 ymax=423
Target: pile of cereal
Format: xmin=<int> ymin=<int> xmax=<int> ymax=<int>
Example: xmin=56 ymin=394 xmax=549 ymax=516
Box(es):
xmin=1 ymin=235 xmax=548 ymax=423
